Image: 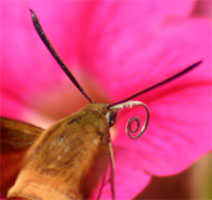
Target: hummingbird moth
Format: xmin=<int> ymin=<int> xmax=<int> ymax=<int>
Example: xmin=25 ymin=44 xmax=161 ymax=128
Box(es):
xmin=0 ymin=9 xmax=202 ymax=200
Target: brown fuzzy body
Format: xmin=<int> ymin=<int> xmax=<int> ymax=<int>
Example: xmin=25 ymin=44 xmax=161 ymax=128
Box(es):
xmin=7 ymin=104 xmax=111 ymax=200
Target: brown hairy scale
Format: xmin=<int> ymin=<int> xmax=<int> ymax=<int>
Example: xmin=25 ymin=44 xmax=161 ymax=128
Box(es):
xmin=7 ymin=104 xmax=112 ymax=200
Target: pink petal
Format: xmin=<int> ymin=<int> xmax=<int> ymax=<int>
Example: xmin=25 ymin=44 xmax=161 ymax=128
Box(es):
xmin=110 ymin=17 xmax=211 ymax=197
xmin=82 ymin=1 xmax=197 ymax=100
xmin=115 ymin=63 xmax=211 ymax=172
xmin=0 ymin=0 xmax=196 ymax=122
xmin=80 ymin=1 xmax=211 ymax=198
xmin=0 ymin=1 xmax=90 ymax=122
xmin=1 ymin=1 xmax=210 ymax=199
xmin=0 ymin=92 xmax=31 ymax=120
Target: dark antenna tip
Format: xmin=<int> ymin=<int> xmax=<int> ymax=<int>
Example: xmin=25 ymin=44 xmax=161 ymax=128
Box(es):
xmin=108 ymin=60 xmax=202 ymax=108
xmin=29 ymin=8 xmax=34 ymax=16
xmin=30 ymin=9 xmax=93 ymax=103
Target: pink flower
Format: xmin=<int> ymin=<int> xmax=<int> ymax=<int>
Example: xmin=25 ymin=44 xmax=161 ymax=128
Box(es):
xmin=1 ymin=1 xmax=211 ymax=199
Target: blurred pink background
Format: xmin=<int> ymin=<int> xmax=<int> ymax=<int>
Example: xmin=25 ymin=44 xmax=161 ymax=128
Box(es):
xmin=0 ymin=0 xmax=211 ymax=199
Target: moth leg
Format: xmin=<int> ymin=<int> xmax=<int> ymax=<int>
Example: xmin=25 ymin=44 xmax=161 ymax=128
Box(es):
xmin=108 ymin=141 xmax=115 ymax=200
xmin=96 ymin=169 xmax=107 ymax=200
xmin=97 ymin=134 xmax=115 ymax=200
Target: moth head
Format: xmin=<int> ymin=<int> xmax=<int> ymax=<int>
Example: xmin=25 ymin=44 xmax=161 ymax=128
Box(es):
xmin=84 ymin=103 xmax=117 ymax=128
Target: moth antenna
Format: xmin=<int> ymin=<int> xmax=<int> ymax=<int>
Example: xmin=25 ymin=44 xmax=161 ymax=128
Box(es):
xmin=108 ymin=61 xmax=202 ymax=107
xmin=30 ymin=9 xmax=92 ymax=103
xmin=108 ymin=140 xmax=115 ymax=200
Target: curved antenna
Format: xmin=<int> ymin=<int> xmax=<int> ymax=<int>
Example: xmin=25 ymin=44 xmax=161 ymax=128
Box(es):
xmin=108 ymin=61 xmax=202 ymax=108
xmin=30 ymin=9 xmax=93 ymax=103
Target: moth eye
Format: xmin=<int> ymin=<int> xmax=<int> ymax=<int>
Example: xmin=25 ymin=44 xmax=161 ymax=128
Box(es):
xmin=109 ymin=111 xmax=117 ymax=127
xmin=105 ymin=110 xmax=117 ymax=127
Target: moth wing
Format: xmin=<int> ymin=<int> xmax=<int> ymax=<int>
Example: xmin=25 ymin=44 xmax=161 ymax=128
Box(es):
xmin=0 ymin=117 xmax=43 ymax=197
